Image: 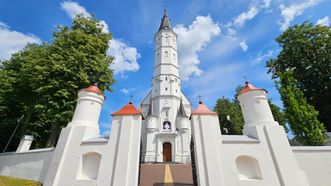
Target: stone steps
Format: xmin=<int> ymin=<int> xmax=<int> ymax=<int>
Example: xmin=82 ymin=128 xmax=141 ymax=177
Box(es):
xmin=139 ymin=163 xmax=195 ymax=186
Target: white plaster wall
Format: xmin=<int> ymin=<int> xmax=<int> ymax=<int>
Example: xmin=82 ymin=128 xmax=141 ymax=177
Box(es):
xmin=293 ymin=146 xmax=331 ymax=186
xmin=0 ymin=148 xmax=54 ymax=182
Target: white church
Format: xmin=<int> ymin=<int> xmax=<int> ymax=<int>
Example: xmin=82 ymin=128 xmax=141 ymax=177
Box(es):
xmin=0 ymin=11 xmax=331 ymax=186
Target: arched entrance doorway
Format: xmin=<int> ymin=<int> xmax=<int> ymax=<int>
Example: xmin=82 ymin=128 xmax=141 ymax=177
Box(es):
xmin=163 ymin=142 xmax=172 ymax=162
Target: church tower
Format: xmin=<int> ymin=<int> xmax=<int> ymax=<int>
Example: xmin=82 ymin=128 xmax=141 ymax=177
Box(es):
xmin=141 ymin=10 xmax=191 ymax=163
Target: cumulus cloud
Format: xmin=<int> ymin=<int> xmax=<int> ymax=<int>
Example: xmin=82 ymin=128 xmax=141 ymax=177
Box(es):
xmin=60 ymin=1 xmax=140 ymax=74
xmin=174 ymin=15 xmax=220 ymax=81
xmin=108 ymin=39 xmax=140 ymax=74
xmin=239 ymin=40 xmax=248 ymax=52
xmin=61 ymin=1 xmax=109 ymax=33
xmin=0 ymin=21 xmax=41 ymax=60
xmin=233 ymin=0 xmax=271 ymax=27
xmin=279 ymin=0 xmax=320 ymax=31
xmin=61 ymin=1 xmax=91 ymax=19
xmin=317 ymin=16 xmax=330 ymax=26
xmin=251 ymin=50 xmax=273 ymax=66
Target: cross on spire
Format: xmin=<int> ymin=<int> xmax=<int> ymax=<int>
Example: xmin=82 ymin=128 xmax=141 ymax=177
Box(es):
xmin=198 ymin=94 xmax=202 ymax=102
xmin=130 ymin=94 xmax=133 ymax=102
xmin=244 ymin=75 xmax=248 ymax=84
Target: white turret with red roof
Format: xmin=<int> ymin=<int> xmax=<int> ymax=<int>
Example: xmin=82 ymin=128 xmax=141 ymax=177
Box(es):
xmin=69 ymin=84 xmax=105 ymax=130
xmin=237 ymin=81 xmax=276 ymax=129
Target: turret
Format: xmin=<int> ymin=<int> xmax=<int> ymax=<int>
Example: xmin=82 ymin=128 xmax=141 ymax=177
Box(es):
xmin=237 ymin=81 xmax=275 ymax=130
xmin=146 ymin=100 xmax=157 ymax=131
xmin=69 ymin=84 xmax=105 ymax=129
xmin=176 ymin=100 xmax=189 ymax=131
xmin=190 ymin=101 xmax=223 ymax=185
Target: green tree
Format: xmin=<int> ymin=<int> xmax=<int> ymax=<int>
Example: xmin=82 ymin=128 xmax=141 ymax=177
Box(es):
xmin=0 ymin=44 xmax=50 ymax=150
xmin=267 ymin=22 xmax=331 ymax=130
xmin=43 ymin=15 xmax=115 ymax=147
xmin=0 ymin=15 xmax=115 ymax=151
xmin=276 ymin=71 xmax=327 ymax=145
xmin=214 ymin=97 xmax=244 ymax=135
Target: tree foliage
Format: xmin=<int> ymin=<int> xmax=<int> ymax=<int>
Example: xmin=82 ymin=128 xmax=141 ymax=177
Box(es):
xmin=0 ymin=15 xmax=115 ymax=151
xmin=276 ymin=71 xmax=326 ymax=145
xmin=214 ymin=97 xmax=244 ymax=135
xmin=267 ymin=22 xmax=331 ymax=130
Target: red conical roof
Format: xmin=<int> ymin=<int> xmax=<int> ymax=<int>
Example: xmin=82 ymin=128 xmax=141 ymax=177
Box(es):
xmin=83 ymin=84 xmax=103 ymax=95
xmin=112 ymin=102 xmax=142 ymax=116
xmin=191 ymin=101 xmax=218 ymax=115
xmin=238 ymin=81 xmax=266 ymax=95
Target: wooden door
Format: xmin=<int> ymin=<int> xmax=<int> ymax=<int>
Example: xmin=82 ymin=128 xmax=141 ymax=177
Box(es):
xmin=163 ymin=142 xmax=172 ymax=162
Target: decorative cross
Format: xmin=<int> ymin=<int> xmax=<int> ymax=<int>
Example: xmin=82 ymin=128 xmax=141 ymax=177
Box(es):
xmin=130 ymin=94 xmax=133 ymax=102
xmin=198 ymin=94 xmax=202 ymax=102
xmin=244 ymin=75 xmax=249 ymax=84
xmin=244 ymin=75 xmax=248 ymax=82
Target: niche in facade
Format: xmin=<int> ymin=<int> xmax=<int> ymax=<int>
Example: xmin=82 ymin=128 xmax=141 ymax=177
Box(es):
xmin=163 ymin=121 xmax=171 ymax=130
xmin=236 ymin=155 xmax=262 ymax=180
xmin=77 ymin=152 xmax=101 ymax=180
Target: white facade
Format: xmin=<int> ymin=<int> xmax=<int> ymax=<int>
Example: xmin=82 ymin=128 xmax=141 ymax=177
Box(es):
xmin=140 ymin=11 xmax=191 ymax=163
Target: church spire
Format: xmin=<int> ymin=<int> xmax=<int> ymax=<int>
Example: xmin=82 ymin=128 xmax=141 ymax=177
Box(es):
xmin=147 ymin=99 xmax=156 ymax=117
xmin=177 ymin=99 xmax=187 ymax=117
xmin=158 ymin=9 xmax=172 ymax=31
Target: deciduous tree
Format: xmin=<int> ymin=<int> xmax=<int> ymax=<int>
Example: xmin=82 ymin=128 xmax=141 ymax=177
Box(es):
xmin=267 ymin=22 xmax=331 ymax=130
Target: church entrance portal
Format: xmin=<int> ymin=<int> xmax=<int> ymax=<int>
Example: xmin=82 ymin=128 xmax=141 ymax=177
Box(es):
xmin=163 ymin=142 xmax=172 ymax=162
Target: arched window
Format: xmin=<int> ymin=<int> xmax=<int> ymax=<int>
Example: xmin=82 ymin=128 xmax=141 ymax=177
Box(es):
xmin=165 ymin=51 xmax=168 ymax=57
xmin=77 ymin=152 xmax=101 ymax=180
xmin=236 ymin=155 xmax=262 ymax=180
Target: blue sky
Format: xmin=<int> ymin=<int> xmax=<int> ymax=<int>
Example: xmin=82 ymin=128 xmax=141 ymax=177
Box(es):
xmin=1 ymin=0 xmax=330 ymax=135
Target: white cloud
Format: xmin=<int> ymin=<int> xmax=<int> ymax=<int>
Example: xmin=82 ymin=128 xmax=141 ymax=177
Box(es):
xmin=233 ymin=0 xmax=271 ymax=27
xmin=60 ymin=1 xmax=91 ymax=19
xmin=234 ymin=6 xmax=259 ymax=27
xmin=0 ymin=21 xmax=41 ymax=60
xmin=60 ymin=1 xmax=140 ymax=74
xmin=239 ymin=40 xmax=248 ymax=52
xmin=251 ymin=50 xmax=273 ymax=66
xmin=174 ymin=15 xmax=220 ymax=81
xmin=317 ymin=16 xmax=330 ymax=26
xmin=279 ymin=0 xmax=320 ymax=31
xmin=120 ymin=88 xmax=130 ymax=95
xmin=108 ymin=39 xmax=140 ymax=74
xmin=61 ymin=1 xmax=109 ymax=33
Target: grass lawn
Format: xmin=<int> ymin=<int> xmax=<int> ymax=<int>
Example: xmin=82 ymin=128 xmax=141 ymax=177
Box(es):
xmin=0 ymin=176 xmax=41 ymax=186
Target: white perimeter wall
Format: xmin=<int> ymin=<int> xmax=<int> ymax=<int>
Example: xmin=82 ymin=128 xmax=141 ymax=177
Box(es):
xmin=0 ymin=148 xmax=54 ymax=182
xmin=293 ymin=146 xmax=331 ymax=186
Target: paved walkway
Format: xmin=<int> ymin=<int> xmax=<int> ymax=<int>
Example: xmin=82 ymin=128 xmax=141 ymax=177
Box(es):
xmin=139 ymin=163 xmax=195 ymax=186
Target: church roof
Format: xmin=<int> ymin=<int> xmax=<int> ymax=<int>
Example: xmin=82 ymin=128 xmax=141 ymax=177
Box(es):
xmin=112 ymin=102 xmax=142 ymax=117
xmin=191 ymin=101 xmax=218 ymax=115
xmin=177 ymin=100 xmax=187 ymax=117
xmin=238 ymin=81 xmax=267 ymax=95
xmin=81 ymin=84 xmax=103 ymax=95
xmin=158 ymin=9 xmax=172 ymax=31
